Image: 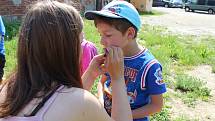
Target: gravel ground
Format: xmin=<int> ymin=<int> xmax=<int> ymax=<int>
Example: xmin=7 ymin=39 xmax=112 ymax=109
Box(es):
xmin=142 ymin=7 xmax=215 ymax=36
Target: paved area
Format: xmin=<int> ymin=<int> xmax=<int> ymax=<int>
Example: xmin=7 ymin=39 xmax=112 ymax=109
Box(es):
xmin=142 ymin=7 xmax=215 ymax=36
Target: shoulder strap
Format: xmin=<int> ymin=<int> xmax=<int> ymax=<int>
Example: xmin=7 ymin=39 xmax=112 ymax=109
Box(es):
xmin=26 ymin=85 xmax=62 ymax=117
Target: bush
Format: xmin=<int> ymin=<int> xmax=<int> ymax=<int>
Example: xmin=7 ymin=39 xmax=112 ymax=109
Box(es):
xmin=3 ymin=19 xmax=21 ymax=41
xmin=175 ymin=74 xmax=211 ymax=105
xmin=175 ymin=75 xmax=202 ymax=92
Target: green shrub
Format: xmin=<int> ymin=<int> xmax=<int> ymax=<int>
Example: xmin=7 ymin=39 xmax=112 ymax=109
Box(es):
xmin=3 ymin=19 xmax=21 ymax=41
xmin=175 ymin=75 xmax=202 ymax=92
xmin=175 ymin=74 xmax=211 ymax=105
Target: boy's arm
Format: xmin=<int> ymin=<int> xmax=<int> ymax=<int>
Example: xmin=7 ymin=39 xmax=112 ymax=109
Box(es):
xmin=132 ymin=62 xmax=166 ymax=119
xmin=0 ymin=16 xmax=5 ymax=36
xmin=132 ymin=94 xmax=163 ymax=119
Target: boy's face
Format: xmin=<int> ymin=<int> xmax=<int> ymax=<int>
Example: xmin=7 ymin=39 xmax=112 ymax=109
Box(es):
xmin=96 ymin=22 xmax=128 ymax=49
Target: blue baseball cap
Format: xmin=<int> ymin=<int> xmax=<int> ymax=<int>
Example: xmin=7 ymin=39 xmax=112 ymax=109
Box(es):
xmin=84 ymin=1 xmax=142 ymax=31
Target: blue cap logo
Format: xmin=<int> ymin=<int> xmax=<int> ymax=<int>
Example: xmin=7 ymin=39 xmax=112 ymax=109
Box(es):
xmin=107 ymin=5 xmax=121 ymax=14
xmin=85 ymin=1 xmax=142 ymax=31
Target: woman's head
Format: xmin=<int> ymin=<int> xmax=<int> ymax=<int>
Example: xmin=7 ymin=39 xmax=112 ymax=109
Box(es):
xmin=0 ymin=1 xmax=83 ymax=117
xmin=19 ymin=0 xmax=83 ymax=85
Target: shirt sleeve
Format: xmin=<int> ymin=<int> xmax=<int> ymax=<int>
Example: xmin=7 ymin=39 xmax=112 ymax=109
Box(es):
xmin=0 ymin=16 xmax=5 ymax=36
xmin=145 ymin=63 xmax=167 ymax=95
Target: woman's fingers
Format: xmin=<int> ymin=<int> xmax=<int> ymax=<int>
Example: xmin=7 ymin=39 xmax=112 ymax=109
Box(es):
xmin=105 ymin=46 xmax=124 ymax=80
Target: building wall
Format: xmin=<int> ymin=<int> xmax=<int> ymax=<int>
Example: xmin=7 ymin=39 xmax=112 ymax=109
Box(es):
xmin=130 ymin=0 xmax=152 ymax=12
xmin=0 ymin=0 xmax=152 ymax=20
xmin=0 ymin=0 xmax=36 ymax=16
xmin=0 ymin=0 xmax=81 ymax=20
xmin=79 ymin=0 xmax=112 ymax=13
xmin=80 ymin=0 xmax=96 ymax=12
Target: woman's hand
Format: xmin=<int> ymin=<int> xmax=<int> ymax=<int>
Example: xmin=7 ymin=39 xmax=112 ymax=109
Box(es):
xmin=105 ymin=47 xmax=124 ymax=81
xmin=87 ymin=54 xmax=106 ymax=78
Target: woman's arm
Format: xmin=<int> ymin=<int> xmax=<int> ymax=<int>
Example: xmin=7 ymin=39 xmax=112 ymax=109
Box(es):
xmin=105 ymin=47 xmax=132 ymax=121
xmin=85 ymin=81 xmax=132 ymax=121
xmin=82 ymin=47 xmax=132 ymax=121
xmin=82 ymin=54 xmax=105 ymax=91
xmin=97 ymin=75 xmax=106 ymax=104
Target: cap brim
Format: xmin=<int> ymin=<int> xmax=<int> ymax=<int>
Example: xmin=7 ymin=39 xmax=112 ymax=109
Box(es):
xmin=84 ymin=11 xmax=123 ymax=20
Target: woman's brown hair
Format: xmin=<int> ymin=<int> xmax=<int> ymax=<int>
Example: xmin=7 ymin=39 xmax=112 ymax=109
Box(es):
xmin=0 ymin=1 xmax=83 ymax=117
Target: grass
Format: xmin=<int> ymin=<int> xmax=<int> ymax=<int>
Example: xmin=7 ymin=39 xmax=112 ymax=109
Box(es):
xmin=4 ymin=18 xmax=215 ymax=120
xmin=174 ymin=74 xmax=211 ymax=106
xmin=139 ymin=24 xmax=215 ymax=68
xmin=4 ymin=37 xmax=17 ymax=78
xmin=173 ymin=115 xmax=199 ymax=121
xmin=83 ymin=20 xmax=102 ymax=53
xmin=150 ymin=105 xmax=171 ymax=121
xmin=139 ymin=10 xmax=165 ymax=16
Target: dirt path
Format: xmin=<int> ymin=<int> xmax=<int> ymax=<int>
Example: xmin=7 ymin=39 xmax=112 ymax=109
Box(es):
xmin=142 ymin=7 xmax=215 ymax=36
xmin=187 ymin=65 xmax=215 ymax=120
xmin=168 ymin=65 xmax=215 ymax=120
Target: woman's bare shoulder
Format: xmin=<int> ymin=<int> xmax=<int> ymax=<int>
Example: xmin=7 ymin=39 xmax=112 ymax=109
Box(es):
xmin=51 ymin=87 xmax=113 ymax=121
xmin=59 ymin=87 xmax=96 ymax=100
xmin=57 ymin=87 xmax=103 ymax=109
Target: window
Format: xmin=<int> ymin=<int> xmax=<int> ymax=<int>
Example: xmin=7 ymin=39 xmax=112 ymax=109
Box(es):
xmin=197 ymin=0 xmax=206 ymax=5
xmin=173 ymin=0 xmax=183 ymax=3
xmin=189 ymin=0 xmax=198 ymax=4
xmin=207 ymin=0 xmax=215 ymax=6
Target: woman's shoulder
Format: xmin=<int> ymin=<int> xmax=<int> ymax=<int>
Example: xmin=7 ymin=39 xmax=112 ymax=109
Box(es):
xmin=49 ymin=87 xmax=112 ymax=121
xmin=60 ymin=87 xmax=96 ymax=99
xmin=58 ymin=87 xmax=103 ymax=109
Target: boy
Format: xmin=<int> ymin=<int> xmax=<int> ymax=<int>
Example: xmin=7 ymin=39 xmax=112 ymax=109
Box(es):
xmin=0 ymin=16 xmax=6 ymax=83
xmin=85 ymin=1 xmax=167 ymax=121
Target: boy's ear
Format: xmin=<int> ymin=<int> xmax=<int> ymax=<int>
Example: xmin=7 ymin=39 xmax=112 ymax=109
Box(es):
xmin=127 ymin=27 xmax=135 ymax=40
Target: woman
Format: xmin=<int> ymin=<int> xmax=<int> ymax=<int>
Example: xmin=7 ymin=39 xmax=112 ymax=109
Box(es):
xmin=0 ymin=1 xmax=132 ymax=121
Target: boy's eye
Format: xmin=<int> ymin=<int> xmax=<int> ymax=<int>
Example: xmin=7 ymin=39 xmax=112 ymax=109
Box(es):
xmin=105 ymin=34 xmax=112 ymax=37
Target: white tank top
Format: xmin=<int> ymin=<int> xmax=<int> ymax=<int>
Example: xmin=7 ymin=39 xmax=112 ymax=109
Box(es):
xmin=0 ymin=85 xmax=64 ymax=121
